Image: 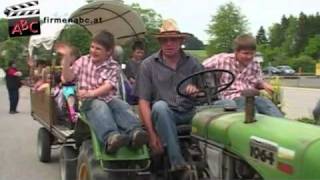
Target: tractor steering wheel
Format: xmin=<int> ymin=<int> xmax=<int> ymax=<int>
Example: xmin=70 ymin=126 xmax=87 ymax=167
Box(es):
xmin=176 ymin=69 xmax=235 ymax=105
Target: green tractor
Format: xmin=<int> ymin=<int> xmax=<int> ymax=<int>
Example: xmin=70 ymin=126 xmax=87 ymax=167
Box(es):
xmin=175 ymin=69 xmax=320 ymax=180
xmin=72 ymin=69 xmax=320 ymax=180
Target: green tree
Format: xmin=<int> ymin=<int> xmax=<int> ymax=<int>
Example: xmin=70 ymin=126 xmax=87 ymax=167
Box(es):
xmin=0 ymin=18 xmax=9 ymax=42
xmin=262 ymin=12 xmax=320 ymax=72
xmin=256 ymin=26 xmax=268 ymax=45
xmin=295 ymin=12 xmax=308 ymax=55
xmin=281 ymin=16 xmax=298 ymax=56
xmin=281 ymin=15 xmax=290 ymax=29
xmin=184 ymin=35 xmax=204 ymax=50
xmin=269 ymin=24 xmax=283 ymax=48
xmin=130 ymin=3 xmax=162 ymax=30
xmin=206 ymin=2 xmax=248 ymax=55
xmin=58 ymin=24 xmax=91 ymax=54
xmin=289 ymin=55 xmax=315 ymax=73
xmin=269 ymin=15 xmax=289 ymax=48
xmin=304 ymin=35 xmax=320 ymax=59
xmin=0 ymin=36 xmax=29 ymax=74
xmin=130 ymin=3 xmax=162 ymax=44
xmin=122 ymin=3 xmax=163 ymax=60
xmin=258 ymin=45 xmax=289 ymax=67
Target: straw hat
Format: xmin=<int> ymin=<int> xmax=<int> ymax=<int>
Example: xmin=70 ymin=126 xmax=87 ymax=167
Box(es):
xmin=154 ymin=19 xmax=191 ymax=38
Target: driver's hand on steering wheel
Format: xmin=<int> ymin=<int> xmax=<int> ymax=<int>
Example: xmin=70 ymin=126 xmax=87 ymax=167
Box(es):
xmin=185 ymin=84 xmax=200 ymax=97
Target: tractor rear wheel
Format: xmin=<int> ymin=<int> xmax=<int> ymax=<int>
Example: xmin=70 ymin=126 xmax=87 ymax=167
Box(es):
xmin=77 ymin=140 xmax=116 ymax=180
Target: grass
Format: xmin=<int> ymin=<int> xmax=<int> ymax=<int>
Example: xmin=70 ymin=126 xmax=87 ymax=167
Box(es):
xmin=185 ymin=50 xmax=208 ymax=62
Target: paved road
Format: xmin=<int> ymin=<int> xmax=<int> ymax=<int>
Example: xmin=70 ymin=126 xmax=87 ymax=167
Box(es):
xmin=265 ymin=76 xmax=320 ymax=119
xmin=268 ymin=76 xmax=320 ymax=88
xmin=281 ymin=86 xmax=320 ymax=120
xmin=0 ymin=85 xmax=59 ymax=180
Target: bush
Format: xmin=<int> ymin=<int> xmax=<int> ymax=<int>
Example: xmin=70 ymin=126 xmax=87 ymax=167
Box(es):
xmin=262 ymin=76 xmax=282 ymax=108
xmin=288 ymin=55 xmax=316 ymax=73
xmin=185 ymin=50 xmax=208 ymax=62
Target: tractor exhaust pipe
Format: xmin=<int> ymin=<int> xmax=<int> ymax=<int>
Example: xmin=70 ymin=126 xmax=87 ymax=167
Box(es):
xmin=241 ymin=89 xmax=260 ymax=123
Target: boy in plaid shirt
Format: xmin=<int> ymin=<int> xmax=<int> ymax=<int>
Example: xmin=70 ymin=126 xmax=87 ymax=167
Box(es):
xmin=57 ymin=31 xmax=147 ymax=153
xmin=203 ymin=34 xmax=283 ymax=117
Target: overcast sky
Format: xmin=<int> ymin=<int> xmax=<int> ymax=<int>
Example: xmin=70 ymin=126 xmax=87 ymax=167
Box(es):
xmin=2 ymin=0 xmax=319 ymax=42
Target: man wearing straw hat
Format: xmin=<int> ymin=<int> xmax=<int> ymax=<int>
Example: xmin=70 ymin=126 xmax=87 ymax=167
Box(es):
xmin=135 ymin=19 xmax=202 ymax=171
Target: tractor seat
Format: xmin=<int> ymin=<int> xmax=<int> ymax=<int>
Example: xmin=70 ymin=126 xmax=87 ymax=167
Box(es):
xmin=177 ymin=124 xmax=192 ymax=137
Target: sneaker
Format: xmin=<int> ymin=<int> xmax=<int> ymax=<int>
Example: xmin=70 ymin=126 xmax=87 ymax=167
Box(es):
xmin=131 ymin=129 xmax=148 ymax=148
xmin=106 ymin=133 xmax=129 ymax=153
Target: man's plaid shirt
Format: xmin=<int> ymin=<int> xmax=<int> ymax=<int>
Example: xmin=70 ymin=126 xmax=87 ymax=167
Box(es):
xmin=202 ymin=53 xmax=263 ymax=100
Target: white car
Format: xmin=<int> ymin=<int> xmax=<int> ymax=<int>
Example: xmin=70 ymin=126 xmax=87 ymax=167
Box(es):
xmin=276 ymin=65 xmax=296 ymax=75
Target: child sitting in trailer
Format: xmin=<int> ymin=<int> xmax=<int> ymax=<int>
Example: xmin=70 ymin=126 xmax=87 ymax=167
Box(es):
xmin=31 ymin=61 xmax=51 ymax=92
xmin=60 ymin=44 xmax=81 ymax=123
xmin=34 ymin=67 xmax=51 ymax=93
xmin=27 ymin=56 xmax=42 ymax=88
xmin=61 ymin=80 xmax=77 ymax=122
xmin=52 ymin=71 xmax=65 ymax=120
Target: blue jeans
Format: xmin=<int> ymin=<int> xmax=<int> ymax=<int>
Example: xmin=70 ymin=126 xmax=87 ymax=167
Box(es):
xmin=151 ymin=101 xmax=195 ymax=166
xmin=213 ymin=99 xmax=237 ymax=109
xmin=234 ymin=96 xmax=284 ymax=117
xmin=7 ymin=88 xmax=19 ymax=112
xmin=83 ymin=98 xmax=141 ymax=145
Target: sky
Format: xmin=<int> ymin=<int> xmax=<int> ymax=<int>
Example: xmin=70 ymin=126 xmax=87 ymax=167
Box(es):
xmin=1 ymin=0 xmax=319 ymax=42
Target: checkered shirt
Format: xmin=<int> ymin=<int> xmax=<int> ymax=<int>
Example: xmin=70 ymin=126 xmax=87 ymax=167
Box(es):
xmin=202 ymin=53 xmax=263 ymax=100
xmin=72 ymin=55 xmax=119 ymax=102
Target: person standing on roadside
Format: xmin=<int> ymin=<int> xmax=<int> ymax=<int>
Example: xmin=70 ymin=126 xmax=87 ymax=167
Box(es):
xmin=5 ymin=61 xmax=22 ymax=114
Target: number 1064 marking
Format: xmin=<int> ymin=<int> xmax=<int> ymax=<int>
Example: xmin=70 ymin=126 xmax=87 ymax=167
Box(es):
xmin=250 ymin=145 xmax=276 ymax=166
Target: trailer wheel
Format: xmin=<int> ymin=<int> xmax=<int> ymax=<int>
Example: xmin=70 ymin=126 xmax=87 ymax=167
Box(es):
xmin=77 ymin=140 xmax=115 ymax=180
xmin=37 ymin=127 xmax=52 ymax=162
xmin=60 ymin=145 xmax=78 ymax=180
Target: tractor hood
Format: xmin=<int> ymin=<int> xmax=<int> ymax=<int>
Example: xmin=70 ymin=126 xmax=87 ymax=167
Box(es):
xmin=192 ymin=109 xmax=320 ymax=179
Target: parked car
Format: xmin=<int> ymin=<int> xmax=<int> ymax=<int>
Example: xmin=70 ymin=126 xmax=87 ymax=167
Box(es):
xmin=277 ymin=65 xmax=296 ymax=75
xmin=263 ymin=66 xmax=281 ymax=75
